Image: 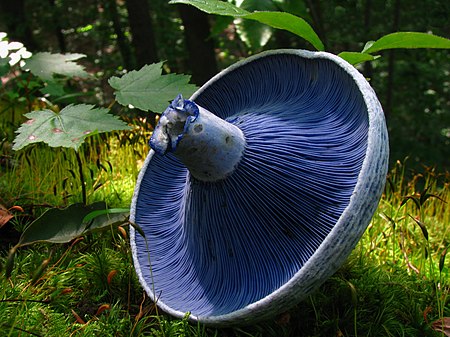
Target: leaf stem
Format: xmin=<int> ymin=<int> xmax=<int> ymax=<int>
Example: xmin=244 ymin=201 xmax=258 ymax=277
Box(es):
xmin=74 ymin=150 xmax=87 ymax=205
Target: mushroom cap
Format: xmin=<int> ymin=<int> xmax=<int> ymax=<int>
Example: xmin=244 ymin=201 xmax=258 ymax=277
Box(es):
xmin=130 ymin=49 xmax=389 ymax=326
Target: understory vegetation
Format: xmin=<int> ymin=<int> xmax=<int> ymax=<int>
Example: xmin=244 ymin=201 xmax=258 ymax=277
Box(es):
xmin=0 ymin=142 xmax=449 ymax=336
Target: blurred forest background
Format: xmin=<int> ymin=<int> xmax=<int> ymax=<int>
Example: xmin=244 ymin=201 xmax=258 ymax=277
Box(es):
xmin=1 ymin=0 xmax=449 ymax=172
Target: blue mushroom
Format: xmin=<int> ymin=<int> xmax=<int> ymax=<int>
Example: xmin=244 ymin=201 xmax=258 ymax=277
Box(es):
xmin=130 ymin=49 xmax=389 ymax=325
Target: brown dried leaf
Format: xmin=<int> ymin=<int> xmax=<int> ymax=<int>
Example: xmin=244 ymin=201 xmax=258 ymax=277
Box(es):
xmin=71 ymin=309 xmax=86 ymax=324
xmin=117 ymin=225 xmax=127 ymax=239
xmin=107 ymin=270 xmax=117 ymax=285
xmin=95 ymin=304 xmax=111 ymax=316
xmin=9 ymin=205 xmax=24 ymax=212
xmin=0 ymin=206 xmax=13 ymax=228
xmin=432 ymin=317 xmax=450 ymax=336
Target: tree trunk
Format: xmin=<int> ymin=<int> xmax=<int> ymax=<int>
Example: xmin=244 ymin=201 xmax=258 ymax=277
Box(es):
xmin=105 ymin=0 xmax=134 ymax=69
xmin=48 ymin=0 xmax=66 ymax=53
xmin=124 ymin=0 xmax=158 ymax=68
xmin=178 ymin=5 xmax=218 ymax=85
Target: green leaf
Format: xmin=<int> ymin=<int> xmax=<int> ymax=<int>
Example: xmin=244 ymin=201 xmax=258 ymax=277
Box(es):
xmin=40 ymin=80 xmax=66 ymax=97
xmin=15 ymin=203 xmax=129 ymax=248
xmin=338 ymin=52 xmax=376 ymax=66
xmin=18 ymin=202 xmax=105 ymax=246
xmin=109 ymin=62 xmax=198 ymax=112
xmin=82 ymin=208 xmax=130 ymax=225
xmin=244 ymin=12 xmax=324 ymax=51
xmin=24 ymin=52 xmax=89 ymax=81
xmin=363 ymin=32 xmax=450 ymax=54
xmin=236 ymin=19 xmax=273 ymax=49
xmin=169 ymin=0 xmax=324 ymax=51
xmin=0 ymin=58 xmax=10 ymax=77
xmin=83 ymin=208 xmax=129 ymax=232
xmin=409 ymin=215 xmax=429 ymax=241
xmin=12 ymin=104 xmax=130 ymax=151
xmin=235 ymin=0 xmax=276 ymax=49
xmin=169 ymin=0 xmax=249 ymax=16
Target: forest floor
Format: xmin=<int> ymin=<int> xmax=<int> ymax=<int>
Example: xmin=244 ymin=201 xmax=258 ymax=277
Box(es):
xmin=0 ymin=138 xmax=449 ymax=337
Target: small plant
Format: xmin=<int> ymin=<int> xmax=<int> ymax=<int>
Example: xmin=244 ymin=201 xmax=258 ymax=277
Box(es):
xmin=2 ymin=33 xmax=198 ymax=278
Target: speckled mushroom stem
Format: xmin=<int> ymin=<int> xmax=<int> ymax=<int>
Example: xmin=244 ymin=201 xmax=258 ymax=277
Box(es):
xmin=150 ymin=94 xmax=246 ymax=182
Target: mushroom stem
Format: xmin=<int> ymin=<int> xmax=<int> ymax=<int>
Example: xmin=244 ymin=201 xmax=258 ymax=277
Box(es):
xmin=150 ymin=94 xmax=246 ymax=182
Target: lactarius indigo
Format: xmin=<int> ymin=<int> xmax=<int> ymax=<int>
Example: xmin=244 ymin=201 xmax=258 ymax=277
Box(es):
xmin=130 ymin=49 xmax=389 ymax=326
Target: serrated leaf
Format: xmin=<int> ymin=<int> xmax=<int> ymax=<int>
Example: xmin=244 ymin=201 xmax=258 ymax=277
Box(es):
xmin=13 ymin=104 xmax=130 ymax=151
xmin=24 ymin=52 xmax=89 ymax=81
xmin=338 ymin=52 xmax=376 ymax=65
xmin=363 ymin=32 xmax=450 ymax=54
xmin=170 ymin=0 xmax=324 ymax=51
xmin=109 ymin=62 xmax=198 ymax=112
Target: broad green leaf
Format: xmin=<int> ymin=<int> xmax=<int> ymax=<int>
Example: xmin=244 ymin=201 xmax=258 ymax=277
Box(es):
xmin=236 ymin=19 xmax=273 ymax=49
xmin=170 ymin=0 xmax=324 ymax=51
xmin=24 ymin=52 xmax=89 ymax=81
xmin=83 ymin=208 xmax=129 ymax=232
xmin=338 ymin=52 xmax=376 ymax=65
xmin=16 ymin=202 xmax=129 ymax=247
xmin=363 ymin=32 xmax=450 ymax=54
xmin=244 ymin=12 xmax=324 ymax=50
xmin=235 ymin=0 xmax=276 ymax=49
xmin=109 ymin=62 xmax=198 ymax=112
xmin=18 ymin=202 xmax=105 ymax=246
xmin=169 ymin=0 xmax=249 ymax=16
xmin=13 ymin=104 xmax=130 ymax=151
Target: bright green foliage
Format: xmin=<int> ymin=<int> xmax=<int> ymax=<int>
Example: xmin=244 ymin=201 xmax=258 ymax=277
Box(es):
xmin=340 ymin=32 xmax=450 ymax=65
xmin=245 ymin=12 xmax=324 ymax=50
xmin=169 ymin=0 xmax=248 ymax=16
xmin=12 ymin=104 xmax=130 ymax=151
xmin=338 ymin=52 xmax=376 ymax=66
xmin=363 ymin=32 xmax=450 ymax=54
xmin=109 ymin=62 xmax=198 ymax=112
xmin=169 ymin=0 xmax=324 ymax=51
xmin=24 ymin=52 xmax=89 ymax=81
xmin=234 ymin=0 xmax=277 ymax=49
